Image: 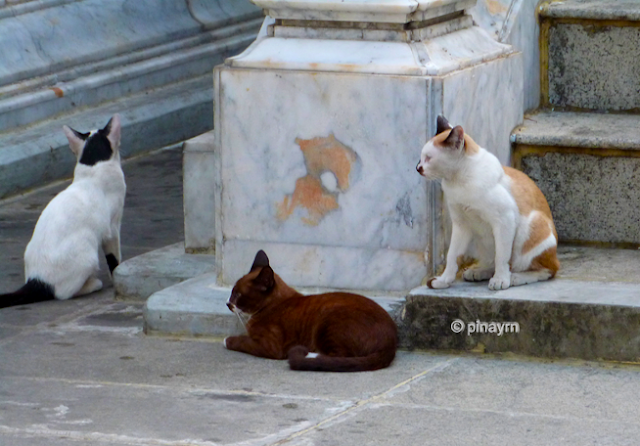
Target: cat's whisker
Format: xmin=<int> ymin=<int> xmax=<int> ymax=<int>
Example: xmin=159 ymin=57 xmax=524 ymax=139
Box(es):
xmin=234 ymin=310 xmax=248 ymax=329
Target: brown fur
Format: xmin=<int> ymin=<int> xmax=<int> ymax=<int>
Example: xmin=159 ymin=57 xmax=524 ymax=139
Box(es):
xmin=433 ymin=127 xmax=480 ymax=155
xmin=225 ymin=251 xmax=398 ymax=372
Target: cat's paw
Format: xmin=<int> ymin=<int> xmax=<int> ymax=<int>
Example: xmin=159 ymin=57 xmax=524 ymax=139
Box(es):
xmin=223 ymin=337 xmax=230 ymax=349
xmin=463 ymin=267 xmax=494 ymax=282
xmin=427 ymin=277 xmax=451 ymax=289
xmin=488 ymin=273 xmax=511 ymax=290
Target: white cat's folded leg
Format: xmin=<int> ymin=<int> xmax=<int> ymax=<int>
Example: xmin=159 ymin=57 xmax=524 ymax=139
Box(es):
xmin=463 ymin=267 xmax=495 ymax=282
xmin=75 ymin=276 xmax=103 ymax=296
xmin=428 ymin=222 xmax=472 ymax=289
xmin=510 ymin=270 xmax=553 ymax=287
xmin=463 ymin=238 xmax=495 ymax=282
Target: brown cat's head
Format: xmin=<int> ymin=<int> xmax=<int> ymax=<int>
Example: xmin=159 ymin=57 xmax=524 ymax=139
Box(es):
xmin=227 ymin=250 xmax=277 ymax=317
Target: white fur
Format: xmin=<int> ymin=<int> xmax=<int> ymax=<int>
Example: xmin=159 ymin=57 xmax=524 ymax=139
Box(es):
xmin=417 ymin=122 xmax=556 ymax=291
xmin=24 ymin=115 xmax=126 ymax=300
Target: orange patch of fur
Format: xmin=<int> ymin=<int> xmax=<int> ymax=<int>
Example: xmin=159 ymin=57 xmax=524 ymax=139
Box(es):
xmin=504 ymin=167 xmax=560 ymax=274
xmin=521 ymin=212 xmax=552 ymax=255
xmin=433 ymin=128 xmax=480 ymax=155
xmin=531 ymin=246 xmax=560 ymax=278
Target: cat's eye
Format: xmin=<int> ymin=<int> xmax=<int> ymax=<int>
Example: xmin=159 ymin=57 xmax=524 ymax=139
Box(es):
xmin=424 ymin=155 xmax=431 ymax=162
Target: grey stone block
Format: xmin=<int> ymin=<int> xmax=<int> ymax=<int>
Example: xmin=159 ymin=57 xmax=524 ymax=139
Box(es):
xmin=545 ymin=9 xmax=640 ymax=111
xmin=114 ymin=242 xmax=216 ymax=302
xmin=513 ymin=111 xmax=640 ymax=245
xmin=522 ymin=151 xmax=640 ymax=245
xmin=543 ymin=0 xmax=640 ymax=21
xmin=399 ymin=279 xmax=640 ymax=362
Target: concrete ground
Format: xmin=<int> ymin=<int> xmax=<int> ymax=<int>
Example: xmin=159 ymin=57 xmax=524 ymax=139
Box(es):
xmin=2 ymin=147 xmax=640 ymax=445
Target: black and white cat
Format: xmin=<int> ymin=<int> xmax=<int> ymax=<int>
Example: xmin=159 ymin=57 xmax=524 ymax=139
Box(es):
xmin=0 ymin=115 xmax=126 ymax=308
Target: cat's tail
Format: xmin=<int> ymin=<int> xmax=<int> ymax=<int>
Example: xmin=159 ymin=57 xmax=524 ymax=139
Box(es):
xmin=287 ymin=346 xmax=395 ymax=372
xmin=0 ymin=279 xmax=55 ymax=309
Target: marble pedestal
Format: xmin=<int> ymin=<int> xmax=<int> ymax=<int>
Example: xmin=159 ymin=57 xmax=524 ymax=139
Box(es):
xmin=185 ymin=0 xmax=523 ymax=292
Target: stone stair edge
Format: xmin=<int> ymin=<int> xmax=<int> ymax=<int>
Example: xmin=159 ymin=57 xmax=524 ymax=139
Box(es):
xmin=0 ymin=75 xmax=213 ymax=199
xmin=0 ymin=25 xmax=260 ymax=132
xmin=511 ymin=111 xmax=640 ymax=150
xmin=0 ymin=19 xmax=263 ymax=102
xmin=540 ymin=0 xmax=640 ymax=22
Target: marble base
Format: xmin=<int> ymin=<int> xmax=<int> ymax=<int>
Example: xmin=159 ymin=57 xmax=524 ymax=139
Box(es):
xmin=197 ymin=47 xmax=521 ymax=292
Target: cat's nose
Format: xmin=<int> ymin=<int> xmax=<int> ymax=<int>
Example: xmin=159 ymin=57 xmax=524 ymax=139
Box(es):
xmin=227 ymin=302 xmax=235 ymax=312
xmin=416 ymin=163 xmax=423 ymax=174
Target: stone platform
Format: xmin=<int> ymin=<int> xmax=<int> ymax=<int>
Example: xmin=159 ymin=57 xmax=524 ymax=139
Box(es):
xmin=115 ymin=242 xmax=640 ymax=362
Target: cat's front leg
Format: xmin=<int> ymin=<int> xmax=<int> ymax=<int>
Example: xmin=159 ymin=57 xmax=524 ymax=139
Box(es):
xmin=489 ymin=212 xmax=516 ymax=290
xmin=224 ymin=335 xmax=285 ymax=359
xmin=428 ymin=222 xmax=472 ymax=289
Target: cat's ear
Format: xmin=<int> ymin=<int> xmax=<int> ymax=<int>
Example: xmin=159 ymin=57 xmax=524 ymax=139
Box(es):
xmin=101 ymin=114 xmax=121 ymax=151
xmin=63 ymin=125 xmax=89 ymax=157
xmin=250 ymin=250 xmax=270 ymax=272
xmin=443 ymin=125 xmax=464 ymax=151
xmin=254 ymin=265 xmax=275 ymax=293
xmin=436 ymin=115 xmax=452 ymax=135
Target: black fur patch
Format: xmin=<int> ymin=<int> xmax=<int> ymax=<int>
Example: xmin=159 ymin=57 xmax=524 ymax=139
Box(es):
xmin=70 ymin=128 xmax=90 ymax=140
xmin=79 ymin=132 xmax=113 ymax=166
xmin=0 ymin=278 xmax=55 ymax=308
xmin=106 ymin=254 xmax=119 ymax=274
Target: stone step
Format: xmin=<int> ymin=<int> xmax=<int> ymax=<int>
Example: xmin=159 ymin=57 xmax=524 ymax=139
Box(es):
xmin=143 ymin=271 xmax=403 ymax=339
xmin=401 ymin=244 xmax=640 ymax=362
xmin=0 ymin=0 xmax=261 ymax=89
xmin=511 ymin=111 xmax=640 ymax=246
xmin=539 ymin=0 xmax=640 ymax=111
xmin=0 ymin=75 xmax=213 ymax=199
xmin=114 ymin=243 xmax=216 ymax=302
xmin=137 ymin=241 xmax=640 ymax=362
xmin=0 ymin=19 xmax=262 ymax=133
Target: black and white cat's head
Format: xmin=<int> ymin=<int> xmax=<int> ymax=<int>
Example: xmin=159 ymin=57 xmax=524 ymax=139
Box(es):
xmin=63 ymin=114 xmax=122 ymax=166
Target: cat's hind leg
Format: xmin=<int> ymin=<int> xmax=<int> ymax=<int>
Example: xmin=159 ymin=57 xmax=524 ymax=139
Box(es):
xmin=102 ymin=227 xmax=121 ymax=276
xmin=463 ymin=237 xmax=495 ymax=282
xmin=463 ymin=267 xmax=494 ymax=282
xmin=510 ymin=270 xmax=553 ymax=287
xmin=75 ymin=276 xmax=103 ymax=296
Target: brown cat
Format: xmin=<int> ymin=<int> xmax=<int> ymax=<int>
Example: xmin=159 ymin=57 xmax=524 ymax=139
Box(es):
xmin=224 ymin=250 xmax=398 ymax=372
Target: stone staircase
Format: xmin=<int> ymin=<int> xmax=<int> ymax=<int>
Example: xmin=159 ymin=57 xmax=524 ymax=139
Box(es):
xmin=513 ymin=0 xmax=640 ymax=246
xmin=0 ymin=0 xmax=262 ymax=198
xmin=401 ymin=0 xmax=640 ymax=361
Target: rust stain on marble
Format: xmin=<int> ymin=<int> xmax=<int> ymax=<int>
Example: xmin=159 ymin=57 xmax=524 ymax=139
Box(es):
xmin=50 ymin=87 xmax=64 ymax=98
xmin=277 ymin=134 xmax=359 ymax=226
xmin=485 ymin=0 xmax=508 ymax=15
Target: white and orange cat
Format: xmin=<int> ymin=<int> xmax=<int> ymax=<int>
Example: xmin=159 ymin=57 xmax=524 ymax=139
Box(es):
xmin=416 ymin=116 xmax=559 ymax=290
